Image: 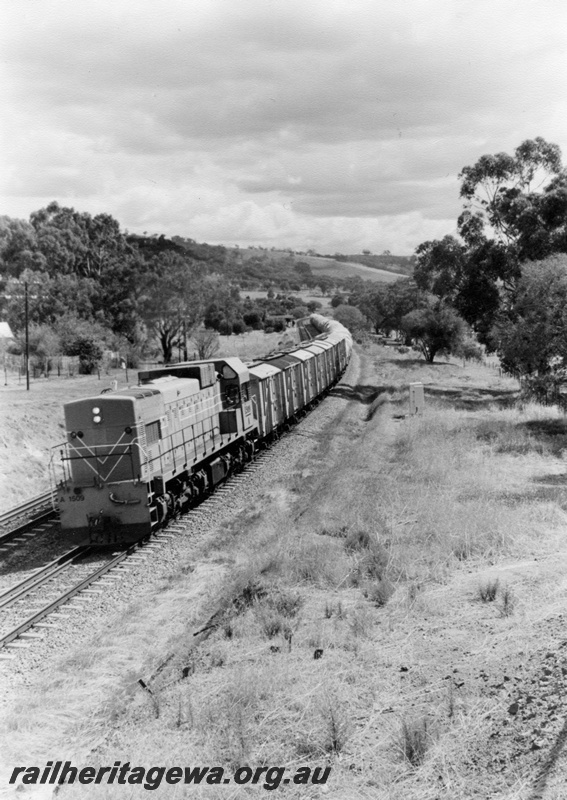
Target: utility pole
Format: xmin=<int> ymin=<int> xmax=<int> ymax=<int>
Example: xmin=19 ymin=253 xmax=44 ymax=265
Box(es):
xmin=24 ymin=281 xmax=30 ymax=391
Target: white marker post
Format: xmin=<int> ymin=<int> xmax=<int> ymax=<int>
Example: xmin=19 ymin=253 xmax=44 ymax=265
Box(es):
xmin=409 ymin=382 xmax=425 ymax=415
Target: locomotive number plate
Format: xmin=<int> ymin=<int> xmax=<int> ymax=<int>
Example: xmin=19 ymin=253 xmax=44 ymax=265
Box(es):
xmin=59 ymin=494 xmax=85 ymax=503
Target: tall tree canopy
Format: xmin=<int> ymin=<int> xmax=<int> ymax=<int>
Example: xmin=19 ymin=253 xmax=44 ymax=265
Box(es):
xmin=415 ymin=138 xmax=567 ymax=342
xmin=491 ymin=255 xmax=567 ymax=379
xmin=458 ymin=137 xmax=567 ymax=261
xmin=401 ymin=300 xmax=468 ymax=364
xmin=139 ymin=252 xmax=206 ymax=363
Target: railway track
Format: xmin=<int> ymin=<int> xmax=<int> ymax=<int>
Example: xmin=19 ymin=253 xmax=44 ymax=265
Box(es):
xmin=0 ymin=545 xmax=90 ymax=609
xmin=0 ymin=490 xmax=58 ymax=551
xmin=0 ymin=490 xmax=55 ymax=528
xmin=0 ymin=544 xmax=129 ymax=652
xmin=0 ymin=439 xmax=287 ymax=656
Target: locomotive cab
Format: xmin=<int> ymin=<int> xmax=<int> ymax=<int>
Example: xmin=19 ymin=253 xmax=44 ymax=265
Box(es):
xmin=213 ymin=357 xmax=255 ymax=434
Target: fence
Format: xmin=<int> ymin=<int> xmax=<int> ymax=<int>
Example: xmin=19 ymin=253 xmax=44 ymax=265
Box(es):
xmin=2 ymin=353 xmax=81 ymax=382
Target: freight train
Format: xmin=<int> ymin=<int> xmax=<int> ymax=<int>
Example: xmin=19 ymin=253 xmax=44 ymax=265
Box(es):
xmin=54 ymin=315 xmax=352 ymax=544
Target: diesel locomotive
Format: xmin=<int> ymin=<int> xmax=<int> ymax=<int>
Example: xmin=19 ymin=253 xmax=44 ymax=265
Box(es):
xmin=54 ymin=315 xmax=352 ymax=544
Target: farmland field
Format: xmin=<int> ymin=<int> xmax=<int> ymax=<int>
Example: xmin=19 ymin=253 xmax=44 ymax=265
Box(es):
xmin=237 ymin=248 xmax=408 ymax=283
xmin=304 ymin=255 xmax=407 ymax=282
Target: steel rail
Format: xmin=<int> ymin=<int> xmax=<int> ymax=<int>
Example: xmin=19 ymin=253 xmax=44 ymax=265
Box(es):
xmin=0 ymin=490 xmax=55 ymax=529
xmin=0 ymin=541 xmax=140 ymax=649
xmin=0 ymin=509 xmax=58 ymax=550
xmin=0 ymin=546 xmax=89 ymax=609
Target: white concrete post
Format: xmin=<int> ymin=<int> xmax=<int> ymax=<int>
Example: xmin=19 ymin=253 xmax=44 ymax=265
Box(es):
xmin=409 ymin=382 xmax=425 ymax=415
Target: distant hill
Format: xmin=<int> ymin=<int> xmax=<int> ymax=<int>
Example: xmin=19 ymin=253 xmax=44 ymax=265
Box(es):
xmin=331 ymin=253 xmax=415 ymax=276
xmin=126 ymin=236 xmax=412 ymax=289
xmin=230 ymin=247 xmax=410 ymax=286
xmin=298 ymin=255 xmax=408 ymax=283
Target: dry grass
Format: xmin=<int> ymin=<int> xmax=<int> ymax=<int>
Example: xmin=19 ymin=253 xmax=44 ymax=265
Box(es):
xmin=5 ymin=345 xmax=567 ymax=798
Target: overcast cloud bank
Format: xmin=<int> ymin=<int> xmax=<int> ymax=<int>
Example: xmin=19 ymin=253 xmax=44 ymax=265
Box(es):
xmin=2 ymin=0 xmax=566 ymax=253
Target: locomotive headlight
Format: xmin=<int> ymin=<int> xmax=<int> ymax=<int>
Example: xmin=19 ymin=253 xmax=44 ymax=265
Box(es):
xmin=93 ymin=415 xmax=102 ymax=424
xmin=92 ymin=407 xmax=100 ymax=414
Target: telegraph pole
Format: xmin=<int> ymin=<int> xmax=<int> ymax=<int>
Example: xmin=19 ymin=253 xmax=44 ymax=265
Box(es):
xmin=24 ymin=281 xmax=30 ymax=391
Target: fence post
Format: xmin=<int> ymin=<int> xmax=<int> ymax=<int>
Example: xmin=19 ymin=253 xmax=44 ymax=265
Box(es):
xmin=409 ymin=382 xmax=425 ymax=415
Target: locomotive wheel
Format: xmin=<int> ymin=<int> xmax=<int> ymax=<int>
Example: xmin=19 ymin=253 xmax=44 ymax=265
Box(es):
xmin=155 ymin=494 xmax=170 ymax=524
xmin=234 ymin=444 xmax=247 ymax=472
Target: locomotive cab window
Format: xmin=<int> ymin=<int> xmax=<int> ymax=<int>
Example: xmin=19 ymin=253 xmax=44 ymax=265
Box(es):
xmin=224 ymin=384 xmax=240 ymax=407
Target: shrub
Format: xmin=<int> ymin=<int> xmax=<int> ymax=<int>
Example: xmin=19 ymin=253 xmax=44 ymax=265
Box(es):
xmin=344 ymin=528 xmax=373 ymax=551
xmin=333 ymin=305 xmax=368 ymax=335
xmin=478 ymin=578 xmax=499 ymax=602
xmin=243 ymin=311 xmax=263 ymax=329
xmin=455 ymin=337 xmax=484 ymax=362
xmin=65 ymin=336 xmax=103 ymax=374
xmin=265 ymin=589 xmax=303 ymax=617
xmin=256 ymin=607 xmax=290 ymax=639
xmin=323 ymin=698 xmax=350 ymax=755
xmin=500 ymin=586 xmax=515 ymax=616
xmin=362 ymin=577 xmax=395 ymax=607
xmin=192 ymin=327 xmax=219 ymax=359
xmin=398 ymin=717 xmax=430 ymax=766
xmin=402 ymin=301 xmax=468 ymax=363
xmin=344 ymin=529 xmax=390 ymax=585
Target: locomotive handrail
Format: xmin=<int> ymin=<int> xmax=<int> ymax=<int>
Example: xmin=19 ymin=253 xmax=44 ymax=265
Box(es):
xmin=109 ymin=493 xmax=141 ymax=505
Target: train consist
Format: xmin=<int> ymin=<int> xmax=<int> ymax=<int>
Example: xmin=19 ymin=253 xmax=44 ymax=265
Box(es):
xmin=54 ymin=315 xmax=352 ymax=544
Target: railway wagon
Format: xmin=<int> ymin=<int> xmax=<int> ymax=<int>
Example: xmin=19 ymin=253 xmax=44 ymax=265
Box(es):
xmin=55 ymin=315 xmax=352 ymax=544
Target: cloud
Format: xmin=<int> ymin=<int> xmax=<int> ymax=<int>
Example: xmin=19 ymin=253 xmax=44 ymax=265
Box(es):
xmin=1 ymin=0 xmax=567 ymax=253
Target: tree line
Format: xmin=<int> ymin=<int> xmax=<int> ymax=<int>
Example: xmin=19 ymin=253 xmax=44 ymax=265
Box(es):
xmin=0 ymin=204 xmax=346 ymax=371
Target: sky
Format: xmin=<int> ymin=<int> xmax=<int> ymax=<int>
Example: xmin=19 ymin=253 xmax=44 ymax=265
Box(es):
xmin=1 ymin=0 xmax=566 ymax=255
